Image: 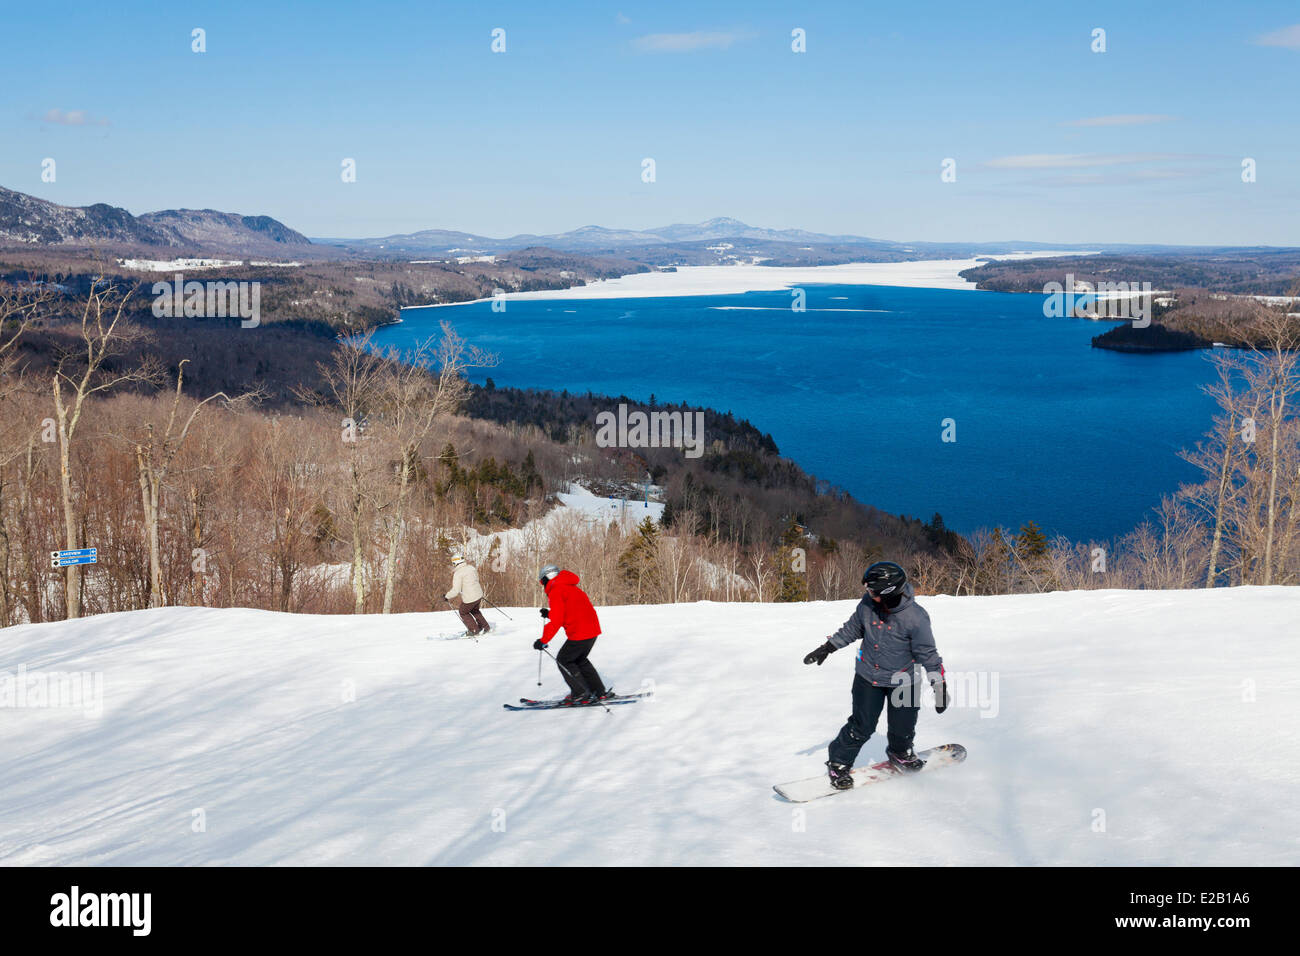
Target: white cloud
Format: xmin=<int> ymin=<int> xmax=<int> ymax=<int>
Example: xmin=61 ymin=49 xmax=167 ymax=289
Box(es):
xmin=1061 ymin=114 xmax=1174 ymax=127
xmin=984 ymin=153 xmax=1183 ymax=169
xmin=632 ymin=31 xmax=751 ymax=52
xmin=42 ymin=108 xmax=109 ymax=127
xmin=1034 ymin=167 xmax=1210 ymax=187
xmin=1254 ymin=23 xmax=1300 ymax=48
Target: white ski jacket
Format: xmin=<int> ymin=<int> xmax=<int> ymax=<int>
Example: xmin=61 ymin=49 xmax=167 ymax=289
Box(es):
xmin=446 ymin=563 xmax=483 ymax=603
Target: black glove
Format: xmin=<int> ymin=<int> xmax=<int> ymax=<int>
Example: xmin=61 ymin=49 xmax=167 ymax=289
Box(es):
xmin=803 ymin=641 xmax=835 ymax=666
xmin=934 ymin=679 xmax=949 ymax=714
xmin=533 ymin=639 xmax=545 ymax=651
xmin=539 ymin=608 xmax=549 ymax=619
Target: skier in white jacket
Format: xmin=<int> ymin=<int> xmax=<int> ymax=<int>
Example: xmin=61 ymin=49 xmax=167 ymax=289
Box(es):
xmin=445 ymin=552 xmax=490 ymax=635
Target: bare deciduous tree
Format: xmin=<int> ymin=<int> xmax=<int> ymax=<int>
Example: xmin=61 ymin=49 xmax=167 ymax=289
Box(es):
xmin=374 ymin=323 xmax=493 ymax=613
xmin=1243 ymin=308 xmax=1300 ymax=584
xmin=50 ymin=280 xmax=157 ymax=618
xmin=306 ymin=332 xmax=389 ymax=613
xmin=131 ymin=360 xmax=250 ymax=607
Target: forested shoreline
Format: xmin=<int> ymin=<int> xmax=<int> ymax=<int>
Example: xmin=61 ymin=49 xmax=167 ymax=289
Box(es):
xmin=2 ymin=270 xmax=1299 ymax=627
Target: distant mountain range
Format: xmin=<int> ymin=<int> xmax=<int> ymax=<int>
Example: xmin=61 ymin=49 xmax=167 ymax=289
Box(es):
xmin=314 ymin=216 xmax=918 ymax=256
xmin=5 ymin=185 xmax=1293 ymax=265
xmin=312 ymin=216 xmax=1219 ymax=259
xmin=0 ymin=186 xmax=312 ymax=256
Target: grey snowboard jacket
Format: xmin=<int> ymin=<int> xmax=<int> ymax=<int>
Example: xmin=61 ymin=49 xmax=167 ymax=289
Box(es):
xmin=827 ymin=583 xmax=945 ymax=688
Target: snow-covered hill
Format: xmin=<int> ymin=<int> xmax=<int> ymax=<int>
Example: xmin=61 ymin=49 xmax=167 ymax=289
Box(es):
xmin=2 ymin=587 xmax=1297 ymax=866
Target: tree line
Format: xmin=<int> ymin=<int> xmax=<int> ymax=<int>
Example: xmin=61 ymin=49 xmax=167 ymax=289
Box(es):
xmin=3 ymin=277 xmax=1297 ymax=628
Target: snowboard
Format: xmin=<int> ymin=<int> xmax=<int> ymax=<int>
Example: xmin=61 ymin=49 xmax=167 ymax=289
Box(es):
xmin=773 ymin=743 xmax=967 ymax=802
xmin=503 ymin=689 xmax=654 ymax=711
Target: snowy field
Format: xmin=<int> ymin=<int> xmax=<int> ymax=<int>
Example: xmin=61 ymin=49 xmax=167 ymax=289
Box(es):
xmin=1 ymin=586 xmax=1296 ymax=866
xmin=423 ymin=251 xmax=1090 ymax=305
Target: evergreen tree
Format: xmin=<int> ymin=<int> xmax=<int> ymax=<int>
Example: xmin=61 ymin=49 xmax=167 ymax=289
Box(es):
xmin=521 ymin=450 xmax=542 ymax=493
xmin=439 ymin=443 xmax=460 ymax=482
xmin=1016 ymin=520 xmax=1049 ymax=560
xmin=436 ymin=532 xmax=455 ymax=557
xmin=618 ymin=516 xmax=661 ymax=600
xmin=777 ymin=517 xmax=809 ymax=602
xmin=434 ymin=442 xmax=461 ymax=498
xmin=924 ymin=512 xmax=961 ymax=553
xmin=660 ymin=496 xmax=676 ymax=528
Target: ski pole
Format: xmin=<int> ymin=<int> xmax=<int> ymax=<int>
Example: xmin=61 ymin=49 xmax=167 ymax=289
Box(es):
xmin=483 ymin=597 xmax=512 ymax=621
xmin=541 ymin=645 xmax=610 ymax=713
xmin=537 ymin=649 xmax=543 ymax=686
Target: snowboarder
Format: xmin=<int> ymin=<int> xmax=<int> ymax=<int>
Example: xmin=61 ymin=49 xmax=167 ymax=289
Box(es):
xmin=445 ymin=551 xmax=490 ymax=636
xmin=532 ymin=564 xmax=609 ymax=704
xmin=803 ymin=561 xmax=949 ymax=790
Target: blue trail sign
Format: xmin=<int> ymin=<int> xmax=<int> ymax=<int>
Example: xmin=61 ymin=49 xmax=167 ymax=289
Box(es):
xmin=51 ymin=548 xmax=97 ymax=568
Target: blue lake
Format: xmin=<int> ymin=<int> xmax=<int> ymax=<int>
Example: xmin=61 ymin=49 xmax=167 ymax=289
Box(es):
xmin=377 ymin=284 xmax=1219 ymax=542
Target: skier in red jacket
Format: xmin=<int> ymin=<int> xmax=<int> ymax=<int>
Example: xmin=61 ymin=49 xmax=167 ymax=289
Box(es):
xmin=533 ymin=564 xmax=609 ymax=703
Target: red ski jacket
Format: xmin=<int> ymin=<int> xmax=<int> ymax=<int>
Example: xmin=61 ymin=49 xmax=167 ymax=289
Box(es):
xmin=540 ymin=570 xmax=601 ymax=644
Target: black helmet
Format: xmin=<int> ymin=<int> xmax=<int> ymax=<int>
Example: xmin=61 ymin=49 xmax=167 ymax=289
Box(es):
xmin=862 ymin=561 xmax=907 ymax=597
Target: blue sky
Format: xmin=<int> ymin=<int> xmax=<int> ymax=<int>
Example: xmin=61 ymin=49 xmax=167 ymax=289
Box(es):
xmin=3 ymin=0 xmax=1299 ymax=245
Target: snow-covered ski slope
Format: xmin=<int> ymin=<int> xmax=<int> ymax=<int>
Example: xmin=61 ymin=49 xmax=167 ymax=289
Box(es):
xmin=2 ymin=587 xmax=1297 ymax=866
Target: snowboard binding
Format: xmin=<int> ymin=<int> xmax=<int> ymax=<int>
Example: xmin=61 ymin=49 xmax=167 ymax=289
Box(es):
xmin=886 ymin=747 xmax=926 ymax=773
xmin=825 ymin=760 xmax=855 ymax=790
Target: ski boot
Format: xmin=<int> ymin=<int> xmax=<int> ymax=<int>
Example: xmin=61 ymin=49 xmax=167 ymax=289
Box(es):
xmin=886 ymin=746 xmax=926 ymax=773
xmin=561 ymin=693 xmax=587 ymax=706
xmin=591 ymin=687 xmax=615 ymax=701
xmin=826 ymin=760 xmax=854 ymax=790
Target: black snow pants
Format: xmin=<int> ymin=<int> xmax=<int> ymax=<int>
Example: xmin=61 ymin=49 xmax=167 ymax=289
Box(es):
xmin=555 ymin=638 xmax=605 ymax=697
xmin=827 ymin=674 xmax=920 ymax=767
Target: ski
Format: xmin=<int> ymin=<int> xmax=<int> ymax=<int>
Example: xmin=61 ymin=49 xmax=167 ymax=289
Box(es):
xmin=428 ymin=628 xmax=500 ymax=641
xmin=509 ymin=691 xmax=647 ymax=707
xmin=503 ymin=689 xmax=653 ymax=711
xmin=773 ymin=743 xmax=967 ymax=802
